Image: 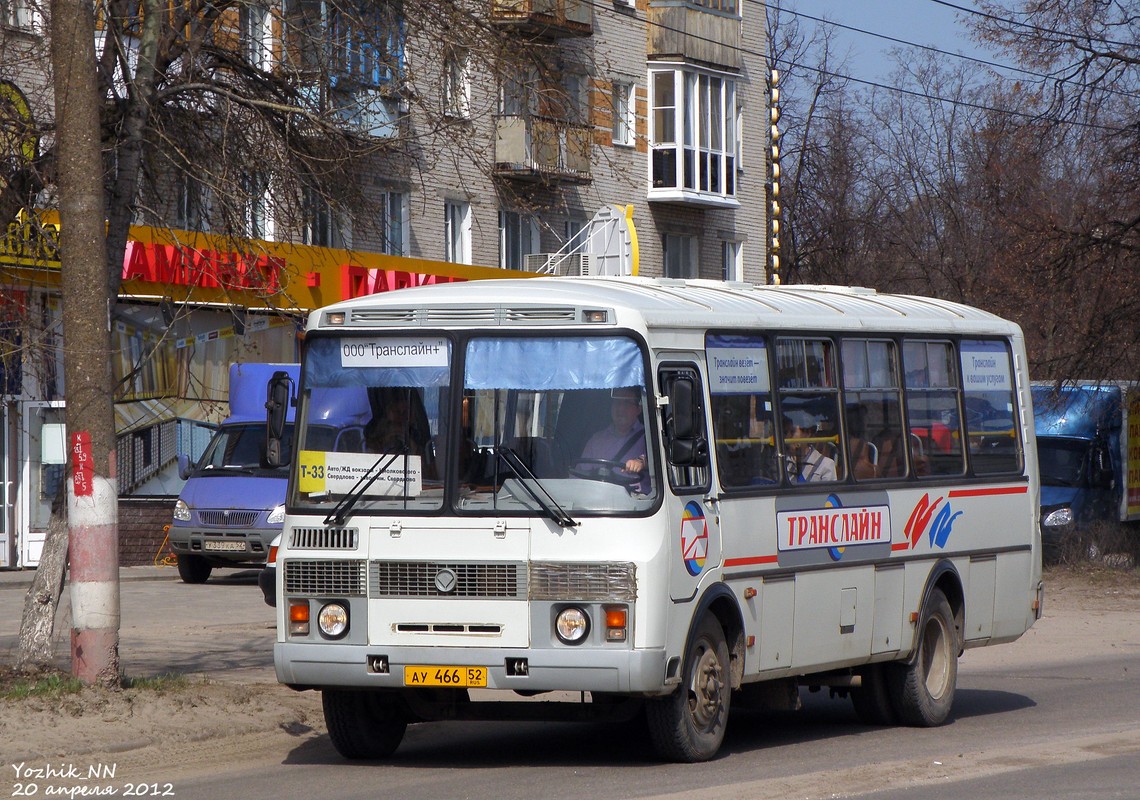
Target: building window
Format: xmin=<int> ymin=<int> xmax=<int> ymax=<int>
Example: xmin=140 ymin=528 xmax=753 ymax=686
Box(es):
xmin=612 ymin=80 xmax=635 ymax=146
xmin=302 ymin=187 xmax=344 ymax=248
xmin=444 ymin=50 xmax=471 ymax=118
xmin=175 ymin=175 xmax=211 ymax=232
xmin=688 ymin=0 xmax=737 ymax=13
xmin=663 ymin=233 xmax=697 ymax=278
xmin=721 ymin=240 xmax=741 ymax=282
xmin=3 ymin=0 xmax=40 ymax=29
xmin=240 ymin=3 xmax=273 ymax=70
xmin=380 ymin=191 xmax=408 ymax=256
xmin=242 ymin=174 xmax=272 ymax=240
xmin=650 ymin=67 xmax=737 ymax=204
xmin=445 ymin=200 xmax=471 ymax=264
xmin=500 ymin=210 xmax=538 ymax=270
xmin=328 ymin=0 xmax=404 ymax=89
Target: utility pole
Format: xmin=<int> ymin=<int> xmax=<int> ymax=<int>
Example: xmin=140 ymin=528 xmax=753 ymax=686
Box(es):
xmin=51 ymin=0 xmax=121 ymax=685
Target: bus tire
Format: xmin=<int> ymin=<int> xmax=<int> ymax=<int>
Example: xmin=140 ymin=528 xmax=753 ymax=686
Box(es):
xmin=887 ymin=588 xmax=958 ymax=727
xmin=646 ymin=615 xmax=731 ymax=762
xmin=176 ymin=555 xmax=211 ymax=584
xmin=851 ymin=663 xmax=897 ymax=725
xmin=323 ymin=689 xmax=407 ymax=759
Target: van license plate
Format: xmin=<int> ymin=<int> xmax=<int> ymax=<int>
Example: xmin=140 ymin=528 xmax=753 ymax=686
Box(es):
xmin=404 ymin=666 xmax=487 ymax=688
xmin=203 ymin=540 xmax=247 ymax=552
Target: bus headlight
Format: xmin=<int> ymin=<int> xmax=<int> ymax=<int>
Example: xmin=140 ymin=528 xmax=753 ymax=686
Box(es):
xmin=267 ymin=504 xmax=286 ymax=525
xmin=173 ymin=499 xmax=191 ymax=522
xmin=1042 ymin=507 xmax=1074 ymax=528
xmin=555 ymin=607 xmax=589 ymax=644
xmin=318 ymin=602 xmax=349 ymax=639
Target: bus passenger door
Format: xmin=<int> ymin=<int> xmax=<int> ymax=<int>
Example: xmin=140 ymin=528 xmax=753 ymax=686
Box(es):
xmin=659 ymin=364 xmax=721 ymax=601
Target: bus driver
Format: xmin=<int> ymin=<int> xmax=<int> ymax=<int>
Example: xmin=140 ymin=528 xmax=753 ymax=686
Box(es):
xmin=577 ymin=387 xmax=649 ymax=492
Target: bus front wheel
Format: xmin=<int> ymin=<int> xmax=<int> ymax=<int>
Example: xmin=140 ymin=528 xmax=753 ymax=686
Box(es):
xmin=647 ymin=615 xmax=731 ymax=762
xmin=887 ymin=588 xmax=958 ymax=726
xmin=323 ymin=689 xmax=407 ymax=759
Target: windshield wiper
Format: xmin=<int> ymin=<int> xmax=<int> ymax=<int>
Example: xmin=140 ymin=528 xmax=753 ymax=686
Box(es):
xmin=324 ymin=448 xmax=406 ymax=527
xmin=494 ymin=445 xmax=578 ymax=529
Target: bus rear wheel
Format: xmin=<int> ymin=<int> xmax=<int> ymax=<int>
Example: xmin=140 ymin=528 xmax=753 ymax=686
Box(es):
xmin=323 ymin=689 xmax=407 ymax=759
xmin=646 ymin=615 xmax=731 ymax=762
xmin=887 ymin=588 xmax=958 ymax=727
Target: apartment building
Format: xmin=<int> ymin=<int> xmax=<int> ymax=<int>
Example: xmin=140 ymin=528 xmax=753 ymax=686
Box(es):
xmin=0 ymin=0 xmax=771 ymax=567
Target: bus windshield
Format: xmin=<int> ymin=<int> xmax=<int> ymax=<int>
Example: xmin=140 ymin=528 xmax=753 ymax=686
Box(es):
xmin=290 ymin=332 xmax=658 ymax=515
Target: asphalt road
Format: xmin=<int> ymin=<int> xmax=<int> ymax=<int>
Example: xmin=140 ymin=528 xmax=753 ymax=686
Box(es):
xmin=2 ymin=566 xmax=1138 ymax=800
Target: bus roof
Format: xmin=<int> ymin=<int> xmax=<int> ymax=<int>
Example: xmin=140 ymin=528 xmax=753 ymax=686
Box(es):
xmin=309 ymin=277 xmax=1022 ymax=338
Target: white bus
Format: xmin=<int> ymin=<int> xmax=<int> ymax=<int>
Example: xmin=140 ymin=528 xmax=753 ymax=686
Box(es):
xmin=267 ymin=277 xmax=1043 ymax=762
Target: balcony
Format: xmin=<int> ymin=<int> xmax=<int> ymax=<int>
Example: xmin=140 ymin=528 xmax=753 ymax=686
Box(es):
xmin=490 ymin=0 xmax=592 ymax=38
xmin=494 ymin=115 xmax=592 ymax=184
xmin=647 ymin=4 xmax=741 ymax=69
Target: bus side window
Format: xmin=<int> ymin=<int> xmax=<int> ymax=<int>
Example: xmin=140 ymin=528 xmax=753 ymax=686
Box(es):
xmin=841 ymin=338 xmax=907 ymax=480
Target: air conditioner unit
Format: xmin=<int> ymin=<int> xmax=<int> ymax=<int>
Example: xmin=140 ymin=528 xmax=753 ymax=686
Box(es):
xmin=523 ymin=252 xmax=594 ymax=276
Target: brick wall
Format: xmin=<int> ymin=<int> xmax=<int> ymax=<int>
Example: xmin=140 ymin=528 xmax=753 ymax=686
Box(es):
xmin=119 ymin=498 xmax=176 ymax=567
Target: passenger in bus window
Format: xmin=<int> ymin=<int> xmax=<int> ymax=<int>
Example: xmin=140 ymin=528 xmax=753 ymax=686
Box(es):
xmin=364 ymin=389 xmax=425 ymax=456
xmin=846 ymin=406 xmax=879 ymax=480
xmin=783 ymin=410 xmax=837 ymax=482
xmin=576 ymin=387 xmax=649 ymax=492
xmin=874 ymin=428 xmax=906 ymax=478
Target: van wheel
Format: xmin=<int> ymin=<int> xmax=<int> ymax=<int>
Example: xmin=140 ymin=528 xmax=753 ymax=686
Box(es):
xmin=851 ymin=663 xmax=897 ymax=725
xmin=176 ymin=555 xmax=212 ymax=584
xmin=888 ymin=588 xmax=958 ymax=726
xmin=646 ymin=615 xmax=731 ymax=762
xmin=323 ymin=689 xmax=407 ymax=759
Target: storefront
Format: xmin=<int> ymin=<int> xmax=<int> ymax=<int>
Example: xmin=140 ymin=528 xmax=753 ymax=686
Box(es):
xmin=1 ymin=214 xmax=528 ymax=567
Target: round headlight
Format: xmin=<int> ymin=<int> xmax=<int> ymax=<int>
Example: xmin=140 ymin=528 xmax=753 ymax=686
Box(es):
xmin=318 ymin=602 xmax=349 ymax=639
xmin=173 ymin=499 xmax=191 ymax=522
xmin=555 ymin=607 xmax=589 ymax=644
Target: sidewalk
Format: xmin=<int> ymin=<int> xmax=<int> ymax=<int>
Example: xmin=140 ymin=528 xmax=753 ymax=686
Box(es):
xmin=0 ymin=564 xmax=179 ymax=589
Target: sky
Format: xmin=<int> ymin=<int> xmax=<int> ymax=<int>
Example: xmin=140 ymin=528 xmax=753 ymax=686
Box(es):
xmin=776 ymin=0 xmax=1002 ymax=85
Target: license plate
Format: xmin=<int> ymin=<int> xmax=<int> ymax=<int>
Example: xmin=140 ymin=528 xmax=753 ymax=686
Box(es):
xmin=404 ymin=665 xmax=488 ymax=688
xmin=203 ymin=540 xmax=247 ymax=552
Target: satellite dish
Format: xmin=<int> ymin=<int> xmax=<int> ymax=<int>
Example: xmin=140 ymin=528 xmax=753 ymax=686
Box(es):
xmin=583 ymin=204 xmax=639 ymax=276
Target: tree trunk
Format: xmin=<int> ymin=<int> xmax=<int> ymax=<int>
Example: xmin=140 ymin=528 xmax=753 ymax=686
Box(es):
xmin=50 ymin=0 xmax=121 ymax=687
xmin=14 ymin=512 xmax=69 ymax=672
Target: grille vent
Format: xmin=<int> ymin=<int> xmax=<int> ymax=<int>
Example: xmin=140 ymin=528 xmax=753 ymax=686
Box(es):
xmin=284 ymin=559 xmax=367 ymax=596
xmin=199 ymin=510 xmax=258 ymax=527
xmin=370 ymin=561 xmax=527 ymax=599
xmin=289 ymin=527 xmax=358 ymax=550
xmin=529 ymin=561 xmax=637 ymax=602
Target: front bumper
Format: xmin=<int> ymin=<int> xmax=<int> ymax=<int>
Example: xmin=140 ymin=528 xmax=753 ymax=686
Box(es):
xmin=274 ymin=640 xmax=669 ymax=695
xmin=168 ymin=525 xmax=277 ymax=564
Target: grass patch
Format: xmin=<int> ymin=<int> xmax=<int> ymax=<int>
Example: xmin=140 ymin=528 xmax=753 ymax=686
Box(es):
xmin=121 ymin=673 xmax=192 ymax=692
xmin=0 ymin=668 xmax=84 ymax=700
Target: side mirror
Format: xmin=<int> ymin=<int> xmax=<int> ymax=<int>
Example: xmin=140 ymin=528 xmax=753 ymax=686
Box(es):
xmin=1089 ymin=445 xmax=1114 ymax=489
xmin=669 ymin=377 xmax=696 ymax=439
xmin=264 ymin=371 xmax=293 ymax=468
xmin=177 ymin=453 xmax=192 ymax=481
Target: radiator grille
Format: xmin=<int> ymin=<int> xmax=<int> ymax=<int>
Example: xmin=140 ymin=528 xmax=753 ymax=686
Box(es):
xmin=529 ymin=561 xmax=637 ymax=602
xmin=289 ymin=527 xmax=358 ymax=550
xmin=370 ymin=561 xmax=527 ymax=599
xmin=284 ymin=559 xmax=368 ymax=596
xmin=199 ymin=510 xmax=259 ymax=527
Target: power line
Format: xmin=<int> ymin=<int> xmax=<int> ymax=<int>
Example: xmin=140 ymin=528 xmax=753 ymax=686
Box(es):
xmin=769 ymin=2 xmax=1140 ymax=102
xmin=928 ymin=0 xmax=1138 ymax=50
xmin=577 ymin=0 xmax=1132 ymax=135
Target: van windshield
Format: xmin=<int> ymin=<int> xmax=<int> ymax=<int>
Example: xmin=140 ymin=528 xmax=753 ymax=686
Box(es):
xmin=196 ymin=423 xmax=291 ymax=476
